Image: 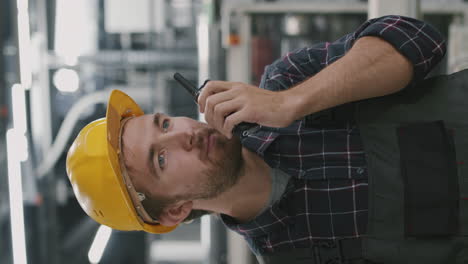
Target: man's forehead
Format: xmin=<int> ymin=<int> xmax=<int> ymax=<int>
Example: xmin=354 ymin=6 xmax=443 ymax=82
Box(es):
xmin=120 ymin=116 xmax=149 ymax=185
xmin=121 ymin=114 xmax=153 ymax=140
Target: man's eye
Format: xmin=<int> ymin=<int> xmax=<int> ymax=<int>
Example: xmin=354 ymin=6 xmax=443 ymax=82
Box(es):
xmin=158 ymin=153 xmax=165 ymax=169
xmin=162 ymin=119 xmax=170 ymax=132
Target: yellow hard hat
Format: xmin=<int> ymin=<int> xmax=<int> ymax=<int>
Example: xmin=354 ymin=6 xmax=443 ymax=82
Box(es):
xmin=66 ymin=90 xmax=177 ymax=234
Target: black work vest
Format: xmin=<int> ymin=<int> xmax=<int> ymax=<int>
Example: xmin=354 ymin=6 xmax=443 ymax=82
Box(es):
xmin=257 ymin=69 xmax=468 ymax=264
xmin=357 ymin=69 xmax=468 ymax=263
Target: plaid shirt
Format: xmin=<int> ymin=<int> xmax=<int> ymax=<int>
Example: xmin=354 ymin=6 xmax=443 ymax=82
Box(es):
xmin=221 ymin=15 xmax=446 ymax=256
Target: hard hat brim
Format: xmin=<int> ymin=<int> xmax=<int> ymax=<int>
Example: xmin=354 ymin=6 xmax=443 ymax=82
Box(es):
xmin=106 ymin=90 xmax=178 ymax=234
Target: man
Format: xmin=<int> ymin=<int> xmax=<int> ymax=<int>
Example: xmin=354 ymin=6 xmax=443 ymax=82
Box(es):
xmin=66 ymin=15 xmax=446 ymax=260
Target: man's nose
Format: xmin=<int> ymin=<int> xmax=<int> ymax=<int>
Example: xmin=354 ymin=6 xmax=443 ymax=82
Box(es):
xmin=161 ymin=130 xmax=193 ymax=151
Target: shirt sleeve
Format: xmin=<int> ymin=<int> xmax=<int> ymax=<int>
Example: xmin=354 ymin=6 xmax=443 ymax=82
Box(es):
xmin=261 ymin=15 xmax=447 ymax=92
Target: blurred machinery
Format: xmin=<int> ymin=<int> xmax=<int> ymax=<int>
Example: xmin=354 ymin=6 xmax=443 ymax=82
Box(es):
xmin=1 ymin=1 xmax=468 ymax=264
xmin=222 ymin=0 xmax=468 ymax=86
xmin=1 ymin=0 xmax=224 ymax=264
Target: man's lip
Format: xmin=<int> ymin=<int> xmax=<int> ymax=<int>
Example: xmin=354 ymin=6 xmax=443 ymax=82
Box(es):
xmin=208 ymin=133 xmax=216 ymax=153
xmin=205 ymin=134 xmax=209 ymax=159
xmin=198 ymin=129 xmax=215 ymax=162
xmin=201 ymin=133 xmax=210 ymax=161
xmin=204 ymin=132 xmax=216 ymax=160
xmin=206 ymin=133 xmax=213 ymax=156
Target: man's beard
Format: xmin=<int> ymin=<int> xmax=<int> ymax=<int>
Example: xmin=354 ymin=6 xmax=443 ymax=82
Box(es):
xmin=184 ymin=128 xmax=244 ymax=201
xmin=142 ymin=128 xmax=244 ymax=220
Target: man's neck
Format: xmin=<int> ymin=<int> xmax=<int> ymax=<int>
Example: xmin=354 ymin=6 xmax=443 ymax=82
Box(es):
xmin=193 ymin=147 xmax=272 ymax=223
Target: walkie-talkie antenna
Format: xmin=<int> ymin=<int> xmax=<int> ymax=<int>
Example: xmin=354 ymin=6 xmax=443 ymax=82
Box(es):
xmin=173 ymin=72 xmax=257 ymax=138
xmin=173 ymin=73 xmax=200 ymax=101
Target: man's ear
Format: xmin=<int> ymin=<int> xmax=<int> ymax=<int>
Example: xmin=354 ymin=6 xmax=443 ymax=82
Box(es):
xmin=157 ymin=201 xmax=193 ymax=226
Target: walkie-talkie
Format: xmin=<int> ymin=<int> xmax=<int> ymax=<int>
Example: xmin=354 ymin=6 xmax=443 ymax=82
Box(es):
xmin=173 ymin=73 xmax=256 ymax=138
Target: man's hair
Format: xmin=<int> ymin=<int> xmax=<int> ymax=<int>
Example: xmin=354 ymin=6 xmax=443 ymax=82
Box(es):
xmin=141 ymin=193 xmax=212 ymax=224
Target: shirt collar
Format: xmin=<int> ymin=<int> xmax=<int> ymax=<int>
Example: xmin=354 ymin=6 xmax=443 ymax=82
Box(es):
xmin=240 ymin=128 xmax=280 ymax=157
xmin=220 ymin=179 xmax=297 ymax=238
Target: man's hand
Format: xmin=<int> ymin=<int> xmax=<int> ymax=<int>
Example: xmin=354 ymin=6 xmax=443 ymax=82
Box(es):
xmin=198 ymin=81 xmax=296 ymax=138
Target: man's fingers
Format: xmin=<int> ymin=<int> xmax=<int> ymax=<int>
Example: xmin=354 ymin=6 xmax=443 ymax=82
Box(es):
xmin=198 ymin=81 xmax=237 ymax=113
xmin=213 ymin=100 xmax=242 ymax=135
xmin=223 ymin=110 xmax=247 ymax=139
xmin=204 ymin=89 xmax=237 ymax=125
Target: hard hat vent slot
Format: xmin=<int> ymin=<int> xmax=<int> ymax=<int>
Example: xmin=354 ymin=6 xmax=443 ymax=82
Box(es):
xmin=99 ymin=210 xmax=104 ymax=217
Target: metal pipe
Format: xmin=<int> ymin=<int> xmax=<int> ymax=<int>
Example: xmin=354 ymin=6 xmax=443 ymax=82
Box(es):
xmin=35 ymin=88 xmax=151 ymax=178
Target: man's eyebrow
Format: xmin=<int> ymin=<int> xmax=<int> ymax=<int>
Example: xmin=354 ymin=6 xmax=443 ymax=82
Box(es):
xmin=148 ymin=113 xmax=161 ymax=180
xmin=148 ymin=147 xmax=159 ymax=180
xmin=153 ymin=113 xmax=161 ymax=128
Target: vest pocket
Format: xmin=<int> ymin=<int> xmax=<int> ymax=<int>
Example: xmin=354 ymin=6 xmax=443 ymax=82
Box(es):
xmin=397 ymin=120 xmax=459 ymax=237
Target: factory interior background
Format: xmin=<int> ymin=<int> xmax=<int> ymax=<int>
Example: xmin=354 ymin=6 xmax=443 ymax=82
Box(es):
xmin=0 ymin=0 xmax=467 ymax=263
